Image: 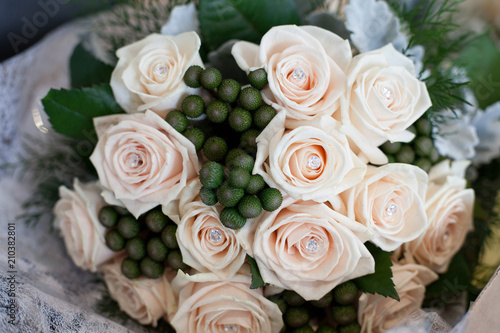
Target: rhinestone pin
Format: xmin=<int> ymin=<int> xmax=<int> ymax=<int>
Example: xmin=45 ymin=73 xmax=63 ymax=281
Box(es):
xmin=292 ymin=68 xmax=305 ymax=80
xmin=127 ymin=153 xmax=140 ymax=168
xmin=209 ymin=228 xmax=223 ymax=244
xmin=307 ymin=156 xmax=321 ymax=170
xmin=224 ymin=325 xmax=238 ymax=332
xmin=306 ymin=239 xmax=319 ymax=254
xmin=382 ymin=86 xmax=393 ymax=99
xmin=385 ymin=203 xmax=398 ymax=217
xmin=155 ymin=64 xmax=168 ymax=76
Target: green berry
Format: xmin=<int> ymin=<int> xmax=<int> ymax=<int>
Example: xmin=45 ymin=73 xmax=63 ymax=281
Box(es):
xmin=161 ymin=224 xmax=179 ymax=249
xmin=183 ymin=127 xmax=205 ymax=151
xmin=254 ymin=105 xmax=277 ymax=129
xmin=206 ymin=100 xmax=229 ymax=123
xmin=228 ymin=107 xmax=252 ymax=132
xmin=117 ymin=216 xmax=141 ymax=239
xmin=415 ymin=158 xmax=432 ymax=173
xmin=98 ymin=206 xmax=119 ymax=228
xmin=248 ymin=68 xmax=268 ymax=90
xmin=338 ymin=323 xmax=361 ymax=333
xmin=283 ymin=290 xmax=306 ymax=306
xmin=199 ymin=186 xmax=218 ymax=206
xmin=200 ymin=67 xmax=222 ymax=90
xmin=333 ymin=282 xmax=359 ymax=305
xmin=381 ymin=141 xmax=401 ymax=155
xmin=218 ymin=79 xmax=241 ymax=103
xmin=230 ymin=153 xmax=254 ymax=173
xmin=125 ymin=237 xmax=147 ymax=260
xmin=140 ymin=257 xmax=164 ymax=279
xmin=317 ymin=325 xmax=338 ymax=333
xmin=310 ymin=291 xmax=333 ymax=308
xmin=240 ymin=128 xmax=260 ymax=153
xmin=165 ymin=110 xmax=189 ymax=133
xmin=147 ymin=237 xmax=168 ymax=262
xmin=114 ymin=206 xmax=129 ymax=215
xmin=228 ymin=167 xmax=251 ymax=189
xmin=267 ymin=294 xmax=287 ymax=314
xmin=430 ymin=147 xmax=441 ymax=163
xmin=407 ymin=125 xmax=417 ymax=135
xmin=284 ymin=306 xmax=309 ymax=328
xmin=225 ymin=148 xmax=246 ymax=166
xmin=183 ymin=65 xmax=203 ymax=88
xmin=167 ymin=249 xmax=189 ymax=271
xmin=145 ymin=209 xmax=169 ymax=233
xmin=220 ymin=207 xmax=247 ymax=230
xmin=203 ymin=136 xmax=228 ymax=162
xmin=121 ymin=258 xmax=141 ymax=279
xmin=238 ymin=195 xmax=262 ymax=218
xmin=245 ymin=174 xmax=265 ymax=194
xmin=259 ymin=188 xmax=283 ymax=212
xmin=216 ymin=182 xmax=245 ymax=207
xmin=105 ymin=229 xmax=125 ymax=251
xmin=292 ymin=325 xmax=314 ymax=333
xmin=396 ymin=145 xmax=415 ymax=164
xmin=181 ymin=95 xmax=205 ymax=118
xmin=238 ymin=87 xmax=262 ymax=110
xmin=387 ymin=155 xmax=396 ymax=163
xmin=199 ymin=161 xmax=224 ymax=189
xmin=414 ymin=136 xmax=434 ymax=157
xmin=416 ymin=117 xmax=432 ymax=136
xmin=331 ymin=305 xmax=357 ymax=325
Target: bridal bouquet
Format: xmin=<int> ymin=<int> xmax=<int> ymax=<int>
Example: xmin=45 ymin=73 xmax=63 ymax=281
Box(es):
xmin=19 ymin=0 xmax=500 ymax=332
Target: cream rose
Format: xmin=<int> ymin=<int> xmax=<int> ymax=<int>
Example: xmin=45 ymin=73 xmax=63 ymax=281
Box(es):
xmin=335 ymin=44 xmax=432 ymax=164
xmin=358 ymin=263 xmax=438 ymax=333
xmin=110 ymin=32 xmax=203 ymax=117
xmin=169 ymin=180 xmax=247 ymax=279
xmin=90 ymin=110 xmax=199 ymax=218
xmin=170 ymin=270 xmax=284 ymax=333
xmin=339 ymin=164 xmax=428 ymax=251
xmin=240 ymin=197 xmax=374 ymax=301
xmin=232 ymin=25 xmax=351 ymax=123
xmin=53 ymin=179 xmax=118 ymax=272
xmin=254 ymin=111 xmax=366 ymax=201
xmin=405 ymin=160 xmax=474 ymax=273
xmin=101 ymin=258 xmax=177 ymax=326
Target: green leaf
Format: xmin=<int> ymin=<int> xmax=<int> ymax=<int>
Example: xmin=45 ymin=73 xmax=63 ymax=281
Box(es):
xmin=355 ymin=243 xmax=399 ymax=301
xmin=303 ymin=12 xmax=350 ymax=40
xmin=42 ymin=84 xmax=124 ymax=141
xmin=208 ymin=41 xmax=250 ymax=84
xmin=248 ymin=255 xmax=267 ymax=289
xmin=456 ymin=33 xmax=500 ymax=109
xmin=70 ymin=43 xmax=114 ymax=89
xmin=425 ymin=252 xmax=471 ymax=299
xmin=198 ymin=0 xmax=301 ymax=51
xmin=293 ymin=0 xmax=326 ymax=19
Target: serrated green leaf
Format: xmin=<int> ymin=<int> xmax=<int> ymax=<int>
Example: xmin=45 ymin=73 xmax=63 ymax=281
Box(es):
xmin=42 ymin=84 xmax=124 ymax=141
xmin=70 ymin=43 xmax=114 ymax=89
xmin=198 ymin=0 xmax=301 ymax=51
xmin=248 ymin=255 xmax=267 ymax=289
xmin=457 ymin=33 xmax=500 ymax=109
xmin=355 ymin=243 xmax=399 ymax=301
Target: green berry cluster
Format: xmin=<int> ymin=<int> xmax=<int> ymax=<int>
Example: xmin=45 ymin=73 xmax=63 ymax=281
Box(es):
xmin=269 ymin=282 xmax=361 ymax=333
xmin=169 ymin=65 xmax=282 ymax=228
xmin=199 ymin=154 xmax=283 ymax=230
xmin=99 ymin=205 xmax=188 ymax=280
xmin=380 ymin=117 xmax=442 ymax=172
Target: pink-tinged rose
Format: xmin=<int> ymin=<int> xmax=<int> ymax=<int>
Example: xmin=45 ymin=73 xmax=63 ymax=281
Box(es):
xmin=339 ymin=164 xmax=428 ymax=251
xmin=335 ymin=44 xmax=432 ymax=164
xmin=101 ymin=258 xmax=177 ymax=326
xmin=110 ymin=32 xmax=203 ymax=117
xmin=53 ymin=179 xmax=118 ymax=272
xmin=90 ymin=110 xmax=199 ymax=218
xmin=170 ymin=270 xmax=284 ymax=333
xmin=405 ymin=160 xmax=474 ymax=273
xmin=240 ymin=196 xmax=374 ymax=301
xmin=232 ymin=25 xmax=351 ymax=124
xmin=254 ymin=111 xmax=366 ymax=201
xmin=358 ymin=263 xmax=438 ymax=333
xmin=167 ymin=180 xmax=247 ymax=279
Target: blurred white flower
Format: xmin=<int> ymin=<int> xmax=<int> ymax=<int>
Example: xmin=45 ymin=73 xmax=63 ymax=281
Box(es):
xmin=433 ymin=115 xmax=479 ymax=161
xmin=470 ymin=102 xmax=500 ymax=165
xmin=161 ymin=3 xmax=199 ymax=36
